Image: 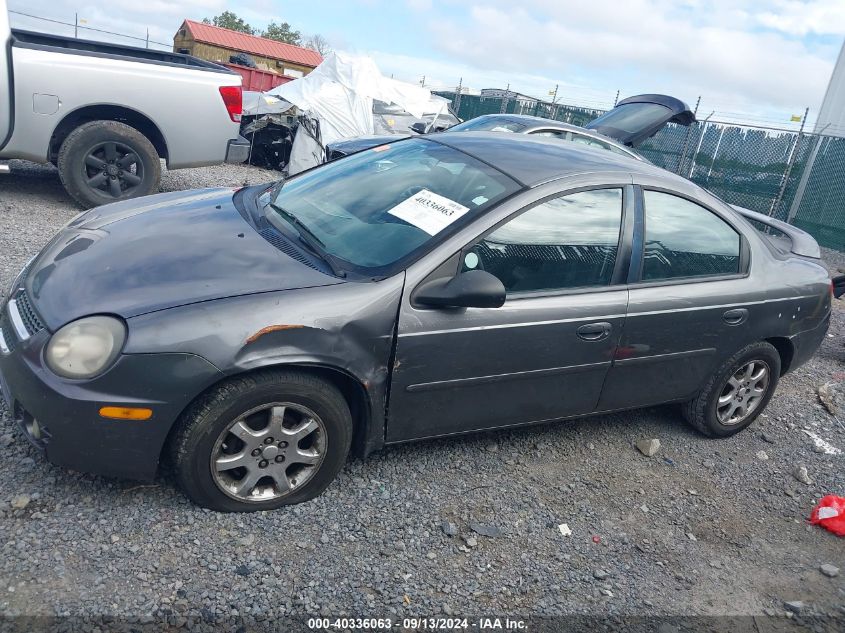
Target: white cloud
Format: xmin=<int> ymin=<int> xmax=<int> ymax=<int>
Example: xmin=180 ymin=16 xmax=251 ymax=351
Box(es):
xmin=7 ymin=0 xmax=842 ymax=124
xmin=757 ymin=0 xmax=845 ymax=36
xmin=423 ymin=1 xmax=839 ymax=116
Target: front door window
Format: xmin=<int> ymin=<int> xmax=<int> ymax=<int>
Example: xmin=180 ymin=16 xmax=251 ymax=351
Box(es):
xmin=463 ymin=188 xmax=624 ymax=293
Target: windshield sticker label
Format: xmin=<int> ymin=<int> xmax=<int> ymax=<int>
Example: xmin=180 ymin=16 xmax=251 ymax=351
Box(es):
xmin=388 ymin=189 xmax=470 ymax=235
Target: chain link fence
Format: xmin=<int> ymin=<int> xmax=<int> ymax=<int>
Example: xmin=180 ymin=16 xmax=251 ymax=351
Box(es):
xmin=437 ymin=92 xmax=845 ymax=251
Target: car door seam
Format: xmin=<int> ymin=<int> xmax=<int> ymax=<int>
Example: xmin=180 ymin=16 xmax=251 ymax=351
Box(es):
xmin=405 ymin=360 xmax=612 ymax=392
xmin=397 ymin=313 xmax=629 ymax=337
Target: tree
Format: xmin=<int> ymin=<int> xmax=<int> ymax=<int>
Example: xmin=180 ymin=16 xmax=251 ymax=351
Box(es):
xmin=203 ymin=11 xmax=256 ymax=35
xmin=262 ymin=21 xmax=301 ymax=45
xmin=304 ymin=34 xmax=332 ymax=56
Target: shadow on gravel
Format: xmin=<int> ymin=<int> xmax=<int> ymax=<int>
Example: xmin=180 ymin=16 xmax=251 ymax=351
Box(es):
xmin=376 ymin=402 xmax=699 ymax=460
xmin=1 ymin=160 xmax=69 ymax=205
xmin=1 ymin=399 xmax=699 ymax=509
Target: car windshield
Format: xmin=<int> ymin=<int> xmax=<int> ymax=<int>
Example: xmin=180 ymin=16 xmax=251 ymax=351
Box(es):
xmin=586 ymin=103 xmax=671 ymax=134
xmin=267 ymin=139 xmax=520 ymax=272
xmin=448 ymin=117 xmax=527 ymax=133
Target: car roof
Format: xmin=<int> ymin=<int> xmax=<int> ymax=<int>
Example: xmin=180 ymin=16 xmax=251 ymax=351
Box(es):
xmin=465 ymin=114 xmax=640 ymax=155
xmin=426 ymin=131 xmax=676 ymax=187
xmin=471 ymin=113 xmax=577 ymax=128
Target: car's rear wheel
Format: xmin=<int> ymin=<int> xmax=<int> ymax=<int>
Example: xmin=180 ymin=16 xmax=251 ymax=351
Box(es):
xmin=170 ymin=370 xmax=352 ymax=512
xmin=682 ymin=341 xmax=781 ymax=437
xmin=57 ymin=120 xmax=161 ymax=209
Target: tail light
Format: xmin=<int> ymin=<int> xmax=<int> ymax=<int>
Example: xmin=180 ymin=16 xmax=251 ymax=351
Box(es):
xmin=218 ymin=85 xmax=243 ymax=123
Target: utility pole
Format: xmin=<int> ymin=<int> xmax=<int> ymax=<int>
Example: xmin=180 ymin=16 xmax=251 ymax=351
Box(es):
xmin=74 ymin=12 xmax=78 ymax=38
xmin=500 ymin=83 xmax=510 ymax=114
xmin=787 ymin=124 xmax=830 ymax=223
xmin=145 ymin=28 xmax=150 ymax=49
xmin=770 ymin=106 xmax=809 ymax=217
xmin=613 ymin=90 xmax=620 ymax=106
xmin=706 ymin=126 xmax=726 ymax=182
xmin=677 ymin=95 xmax=701 ymax=174
xmin=688 ymin=111 xmax=715 ymax=178
xmin=453 ymin=77 xmax=463 ymax=114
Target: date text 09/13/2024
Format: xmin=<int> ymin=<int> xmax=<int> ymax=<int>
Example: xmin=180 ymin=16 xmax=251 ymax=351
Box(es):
xmin=307 ymin=617 xmax=527 ymax=630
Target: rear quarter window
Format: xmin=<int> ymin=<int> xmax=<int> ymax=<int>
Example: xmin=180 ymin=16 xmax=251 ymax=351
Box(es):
xmin=642 ymin=190 xmax=741 ymax=280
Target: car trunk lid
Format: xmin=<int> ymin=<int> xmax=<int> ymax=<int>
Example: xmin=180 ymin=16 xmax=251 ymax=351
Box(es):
xmin=584 ymin=94 xmax=696 ymax=147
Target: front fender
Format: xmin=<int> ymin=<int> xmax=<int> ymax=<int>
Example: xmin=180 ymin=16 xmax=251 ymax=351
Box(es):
xmin=125 ymin=279 xmax=405 ymax=454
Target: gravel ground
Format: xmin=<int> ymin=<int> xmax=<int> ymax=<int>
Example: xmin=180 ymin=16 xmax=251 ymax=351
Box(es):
xmin=1 ymin=161 xmax=844 ymax=628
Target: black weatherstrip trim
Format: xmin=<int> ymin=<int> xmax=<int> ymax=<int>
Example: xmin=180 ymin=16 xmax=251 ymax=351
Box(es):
xmin=0 ymin=36 xmax=14 ymax=150
xmin=611 ymin=184 xmax=636 ymax=285
xmin=406 ymin=361 xmax=611 ymax=393
xmin=627 ymin=185 xmax=645 ymax=283
xmin=614 ymin=347 xmax=716 ymax=367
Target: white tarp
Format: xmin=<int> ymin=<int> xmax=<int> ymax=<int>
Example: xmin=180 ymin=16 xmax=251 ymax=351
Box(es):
xmin=266 ymin=52 xmax=441 ymax=173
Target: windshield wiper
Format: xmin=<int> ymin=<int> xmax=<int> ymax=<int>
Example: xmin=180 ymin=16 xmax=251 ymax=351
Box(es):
xmin=266 ymin=203 xmax=346 ymax=278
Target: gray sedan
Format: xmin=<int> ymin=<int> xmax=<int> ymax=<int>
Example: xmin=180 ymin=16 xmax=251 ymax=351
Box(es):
xmin=327 ymin=113 xmax=644 ymax=162
xmin=0 ymin=133 xmax=831 ymax=511
xmin=327 ymin=93 xmax=697 ymax=162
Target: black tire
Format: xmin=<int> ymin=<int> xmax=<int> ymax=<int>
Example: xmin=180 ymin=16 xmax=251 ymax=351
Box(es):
xmin=682 ymin=341 xmax=781 ymax=437
xmin=57 ymin=120 xmax=161 ymax=209
xmin=169 ymin=370 xmax=353 ymax=512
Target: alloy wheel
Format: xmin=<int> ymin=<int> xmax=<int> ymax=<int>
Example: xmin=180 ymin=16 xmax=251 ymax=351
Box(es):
xmin=716 ymin=360 xmax=770 ymax=425
xmin=211 ymin=402 xmax=327 ymax=502
xmin=83 ymin=141 xmax=144 ymax=198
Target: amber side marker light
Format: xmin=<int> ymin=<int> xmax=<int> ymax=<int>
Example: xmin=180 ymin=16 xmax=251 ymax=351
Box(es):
xmin=99 ymin=407 xmax=153 ymax=421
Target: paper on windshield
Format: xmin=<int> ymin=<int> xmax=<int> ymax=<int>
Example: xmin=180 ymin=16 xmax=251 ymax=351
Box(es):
xmin=388 ymin=189 xmax=470 ymax=236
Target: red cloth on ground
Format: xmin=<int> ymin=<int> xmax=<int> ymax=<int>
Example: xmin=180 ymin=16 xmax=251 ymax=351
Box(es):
xmin=810 ymin=495 xmax=845 ymax=536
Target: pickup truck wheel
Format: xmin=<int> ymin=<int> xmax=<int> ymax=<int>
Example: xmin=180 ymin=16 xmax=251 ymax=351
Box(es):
xmin=169 ymin=370 xmax=353 ymax=512
xmin=57 ymin=120 xmax=161 ymax=208
xmin=682 ymin=341 xmax=781 ymax=437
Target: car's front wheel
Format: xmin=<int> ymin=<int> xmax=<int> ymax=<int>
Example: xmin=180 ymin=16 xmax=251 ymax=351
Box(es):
xmin=170 ymin=370 xmax=353 ymax=511
xmin=683 ymin=341 xmax=781 ymax=437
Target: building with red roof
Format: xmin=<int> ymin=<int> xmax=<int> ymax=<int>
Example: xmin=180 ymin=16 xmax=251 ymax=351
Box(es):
xmin=173 ymin=19 xmax=322 ymax=80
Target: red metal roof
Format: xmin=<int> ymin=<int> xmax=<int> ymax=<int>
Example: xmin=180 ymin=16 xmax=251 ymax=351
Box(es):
xmin=182 ymin=19 xmax=323 ymax=69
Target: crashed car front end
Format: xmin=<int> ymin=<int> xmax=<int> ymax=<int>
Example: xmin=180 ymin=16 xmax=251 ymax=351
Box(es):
xmin=0 ymin=283 xmax=223 ymax=480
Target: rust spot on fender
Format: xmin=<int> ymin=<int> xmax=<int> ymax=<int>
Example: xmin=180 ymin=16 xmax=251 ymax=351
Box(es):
xmin=245 ymin=324 xmax=304 ymax=344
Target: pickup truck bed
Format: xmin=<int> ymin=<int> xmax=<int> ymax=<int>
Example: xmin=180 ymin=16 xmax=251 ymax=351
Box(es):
xmin=11 ymin=29 xmax=229 ymax=72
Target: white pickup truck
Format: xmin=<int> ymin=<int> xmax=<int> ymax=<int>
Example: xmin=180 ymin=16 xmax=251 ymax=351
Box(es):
xmin=0 ymin=0 xmax=249 ymax=207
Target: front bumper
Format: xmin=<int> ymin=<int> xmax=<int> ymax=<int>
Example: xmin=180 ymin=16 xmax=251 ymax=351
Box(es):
xmin=225 ymin=135 xmax=251 ymax=164
xmin=0 ymin=318 xmax=223 ymax=481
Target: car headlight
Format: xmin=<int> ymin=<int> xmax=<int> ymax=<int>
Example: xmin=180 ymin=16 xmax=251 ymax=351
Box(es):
xmin=45 ymin=316 xmax=126 ymax=379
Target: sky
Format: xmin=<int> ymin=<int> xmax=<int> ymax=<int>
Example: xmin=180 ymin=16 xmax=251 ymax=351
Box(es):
xmin=6 ymin=0 xmax=845 ymax=129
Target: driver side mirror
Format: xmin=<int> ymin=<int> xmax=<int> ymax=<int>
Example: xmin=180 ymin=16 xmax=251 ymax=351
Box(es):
xmin=410 ymin=122 xmax=428 ymax=135
xmin=414 ymin=270 xmax=506 ymax=309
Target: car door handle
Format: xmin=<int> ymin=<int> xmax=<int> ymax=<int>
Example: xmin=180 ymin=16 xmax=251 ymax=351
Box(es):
xmin=577 ymin=322 xmax=612 ymax=341
xmin=722 ymin=308 xmax=748 ymax=325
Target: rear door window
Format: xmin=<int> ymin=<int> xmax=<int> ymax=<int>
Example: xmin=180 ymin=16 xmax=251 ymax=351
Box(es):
xmin=642 ymin=190 xmax=741 ymax=280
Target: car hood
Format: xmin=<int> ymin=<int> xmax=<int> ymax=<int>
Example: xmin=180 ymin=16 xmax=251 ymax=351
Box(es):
xmin=25 ymin=188 xmax=342 ymax=330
